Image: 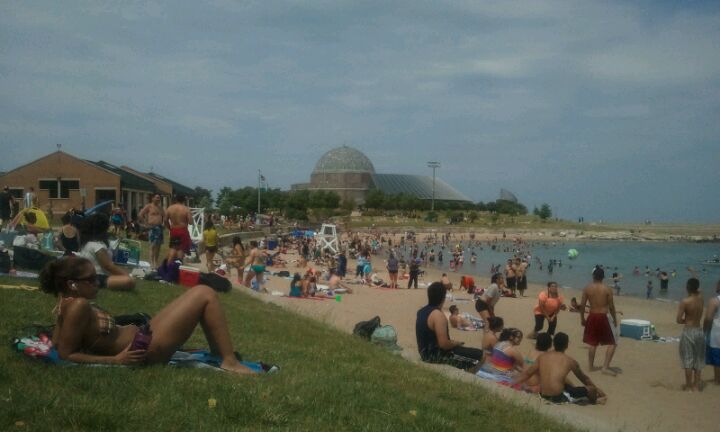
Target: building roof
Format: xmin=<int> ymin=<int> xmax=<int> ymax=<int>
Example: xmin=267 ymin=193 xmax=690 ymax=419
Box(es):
xmin=146 ymin=172 xmax=195 ymax=196
xmin=86 ymin=160 xmax=157 ymax=192
xmin=313 ymin=146 xmax=376 ymax=174
xmin=499 ymin=188 xmax=518 ymax=203
xmin=372 ymin=174 xmax=471 ymax=202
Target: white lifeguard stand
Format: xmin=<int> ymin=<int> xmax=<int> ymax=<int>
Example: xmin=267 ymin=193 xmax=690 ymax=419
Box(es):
xmin=188 ymin=208 xmax=205 ymax=243
xmin=317 ymin=223 xmax=339 ymax=255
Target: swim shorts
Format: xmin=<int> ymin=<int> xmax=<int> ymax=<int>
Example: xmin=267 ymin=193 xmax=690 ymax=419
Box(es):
xmin=583 ymin=312 xmax=616 ymax=346
xmin=169 ymin=227 xmax=191 ymax=254
xmin=506 ymin=276 xmax=517 ymax=289
xmin=541 ymin=385 xmax=589 ymax=404
xmin=148 ymin=225 xmax=164 ymax=245
xmin=679 ymin=327 xmax=705 ymax=370
xmin=251 ymin=265 xmax=266 ymax=274
xmin=517 ymin=276 xmax=527 ymax=290
xmin=475 ymin=298 xmax=489 ymax=313
xmin=707 ymin=346 xmax=720 ymax=366
xmin=205 ymin=245 xmax=218 ymax=253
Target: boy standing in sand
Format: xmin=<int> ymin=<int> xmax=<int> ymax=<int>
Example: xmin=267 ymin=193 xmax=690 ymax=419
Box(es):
xmin=580 ymin=268 xmax=618 ymax=376
xmin=677 ymin=277 xmax=705 ymax=391
xmin=704 ymin=280 xmax=720 ymax=385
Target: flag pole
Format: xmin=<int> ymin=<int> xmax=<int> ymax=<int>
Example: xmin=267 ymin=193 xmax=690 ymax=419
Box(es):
xmin=257 ymin=169 xmax=261 ymax=215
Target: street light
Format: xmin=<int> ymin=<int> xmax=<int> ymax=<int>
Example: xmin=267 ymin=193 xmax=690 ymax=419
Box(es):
xmin=427 ymin=161 xmax=440 ymax=211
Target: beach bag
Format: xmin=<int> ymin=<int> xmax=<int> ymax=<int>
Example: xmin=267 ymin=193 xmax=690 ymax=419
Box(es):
xmin=277 ymin=270 xmax=291 ymax=278
xmin=371 ymin=325 xmax=402 ymax=351
xmin=199 ymin=272 xmax=232 ymax=293
xmin=0 ymin=250 xmax=11 ymax=273
xmin=353 ymin=316 xmax=381 ymax=340
xmin=12 ymin=246 xmax=56 ymax=270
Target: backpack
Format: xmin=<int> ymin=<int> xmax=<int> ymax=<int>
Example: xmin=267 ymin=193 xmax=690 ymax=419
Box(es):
xmin=371 ymin=325 xmax=402 ymax=351
xmin=199 ymin=272 xmax=232 ymax=293
xmin=353 ymin=316 xmax=381 ymax=340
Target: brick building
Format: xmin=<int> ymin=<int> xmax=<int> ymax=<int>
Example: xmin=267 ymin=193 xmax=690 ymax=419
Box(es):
xmin=0 ymin=150 xmax=193 ymax=218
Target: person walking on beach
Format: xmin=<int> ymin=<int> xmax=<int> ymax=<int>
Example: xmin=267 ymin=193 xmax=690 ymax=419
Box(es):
xmin=704 ymin=279 xmax=720 ymax=385
xmin=165 ymin=194 xmax=193 ymax=260
xmin=505 ymin=259 xmax=517 ymax=295
xmin=646 ymin=280 xmax=653 ymax=299
xmin=138 ymin=194 xmax=165 ymax=269
xmin=515 ymin=257 xmax=529 ymax=297
xmin=407 ymin=258 xmax=420 ymax=289
xmin=612 ymin=272 xmax=622 ymax=296
xmin=244 ymin=240 xmax=267 ymax=291
xmin=529 ymin=282 xmax=565 ymax=339
xmin=580 ymin=267 xmax=619 ymax=376
xmin=676 ymin=276 xmax=705 ymax=391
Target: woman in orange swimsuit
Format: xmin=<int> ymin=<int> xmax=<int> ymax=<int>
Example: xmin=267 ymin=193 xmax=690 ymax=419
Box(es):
xmin=40 ymin=256 xmax=255 ymax=374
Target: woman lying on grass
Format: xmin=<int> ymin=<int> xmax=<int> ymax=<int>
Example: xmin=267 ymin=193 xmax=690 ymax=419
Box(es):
xmin=40 ymin=256 xmax=256 ymax=374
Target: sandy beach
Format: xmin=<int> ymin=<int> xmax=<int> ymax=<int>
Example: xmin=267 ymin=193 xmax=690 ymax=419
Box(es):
xmin=209 ymin=241 xmax=719 ymax=432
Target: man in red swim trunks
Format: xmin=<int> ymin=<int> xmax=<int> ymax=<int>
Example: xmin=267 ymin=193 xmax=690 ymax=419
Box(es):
xmin=580 ymin=267 xmax=619 ymax=376
xmin=165 ymin=194 xmax=193 ymax=259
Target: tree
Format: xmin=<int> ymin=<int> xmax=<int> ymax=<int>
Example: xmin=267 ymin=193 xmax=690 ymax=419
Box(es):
xmin=538 ymin=203 xmax=552 ymax=220
xmin=364 ymin=189 xmax=386 ymax=209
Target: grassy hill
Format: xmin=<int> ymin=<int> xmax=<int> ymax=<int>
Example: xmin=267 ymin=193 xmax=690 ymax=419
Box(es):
xmin=0 ymin=277 xmax=576 ymax=431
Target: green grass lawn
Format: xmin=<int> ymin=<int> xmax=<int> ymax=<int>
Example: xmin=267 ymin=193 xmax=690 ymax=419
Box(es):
xmin=0 ymin=277 xmax=576 ymax=431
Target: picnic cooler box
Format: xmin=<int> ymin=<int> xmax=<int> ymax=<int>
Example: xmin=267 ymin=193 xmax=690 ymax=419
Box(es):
xmin=113 ymin=239 xmax=141 ymax=265
xmin=179 ymin=265 xmax=200 ymax=287
xmin=620 ymin=319 xmax=654 ymax=340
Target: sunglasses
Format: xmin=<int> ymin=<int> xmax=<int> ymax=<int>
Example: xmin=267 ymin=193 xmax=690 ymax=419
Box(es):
xmin=73 ymin=274 xmax=99 ymax=284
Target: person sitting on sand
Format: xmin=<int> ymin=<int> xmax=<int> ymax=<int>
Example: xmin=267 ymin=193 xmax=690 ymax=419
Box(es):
xmin=415 ymin=282 xmax=484 ymax=372
xmin=479 ymin=328 xmax=525 ymax=379
xmin=460 ymin=275 xmax=476 ymax=294
xmin=524 ymin=332 xmax=552 ymax=393
xmin=328 ymin=269 xmax=353 ymax=294
xmin=448 ymin=305 xmax=483 ymax=331
xmin=289 ymin=273 xmax=302 ymax=297
xmin=77 ymin=213 xmax=135 ymax=291
xmin=676 ymin=276 xmax=705 ymax=391
xmin=39 ymin=256 xmax=256 ymax=374
xmin=514 ymin=333 xmax=606 ymax=404
xmin=475 ymin=273 xmax=504 ymax=321
xmin=482 ymin=316 xmax=504 ymax=355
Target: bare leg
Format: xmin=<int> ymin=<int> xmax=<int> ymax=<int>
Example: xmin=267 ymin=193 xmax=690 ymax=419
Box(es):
xmin=601 ymin=345 xmax=617 ymax=375
xmin=683 ymin=369 xmax=693 ymax=391
xmin=151 ymin=244 xmax=160 ymax=269
xmin=243 ymin=269 xmax=254 ymax=287
xmin=147 ymin=285 xmax=254 ymax=374
xmin=693 ymin=369 xmax=702 ymax=391
xmin=588 ymin=345 xmax=598 ymax=371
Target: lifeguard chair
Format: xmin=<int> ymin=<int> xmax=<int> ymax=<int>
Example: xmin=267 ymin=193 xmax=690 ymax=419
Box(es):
xmin=316 ymin=223 xmax=339 ymax=254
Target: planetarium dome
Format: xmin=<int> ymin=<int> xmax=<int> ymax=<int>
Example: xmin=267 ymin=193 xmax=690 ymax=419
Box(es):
xmin=312 ymin=146 xmax=376 ymax=174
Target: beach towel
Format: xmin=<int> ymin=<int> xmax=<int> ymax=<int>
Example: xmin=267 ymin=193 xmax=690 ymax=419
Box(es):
xmin=12 ymin=328 xmax=278 ymax=373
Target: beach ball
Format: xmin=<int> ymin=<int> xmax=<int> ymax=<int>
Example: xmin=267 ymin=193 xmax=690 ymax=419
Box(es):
xmin=567 ymin=249 xmax=579 ymax=259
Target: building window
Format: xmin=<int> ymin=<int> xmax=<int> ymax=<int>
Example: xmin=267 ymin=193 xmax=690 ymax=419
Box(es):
xmin=38 ymin=179 xmax=80 ymax=199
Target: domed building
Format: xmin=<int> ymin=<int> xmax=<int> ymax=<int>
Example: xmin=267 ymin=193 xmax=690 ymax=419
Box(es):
xmin=292 ymin=146 xmax=471 ymax=204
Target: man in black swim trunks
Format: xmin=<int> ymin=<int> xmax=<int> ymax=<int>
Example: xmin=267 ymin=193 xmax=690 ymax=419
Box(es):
xmin=514 ymin=332 xmax=606 ymax=404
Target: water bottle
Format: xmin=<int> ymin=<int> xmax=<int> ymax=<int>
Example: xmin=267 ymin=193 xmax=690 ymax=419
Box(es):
xmin=130 ymin=324 xmax=153 ymax=351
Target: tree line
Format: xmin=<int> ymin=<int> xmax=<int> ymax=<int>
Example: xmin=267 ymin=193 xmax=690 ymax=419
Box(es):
xmin=191 ymin=186 xmax=552 ymax=221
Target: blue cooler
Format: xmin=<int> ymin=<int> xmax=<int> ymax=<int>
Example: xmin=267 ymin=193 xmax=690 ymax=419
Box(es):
xmin=620 ymin=319 xmax=653 ymax=340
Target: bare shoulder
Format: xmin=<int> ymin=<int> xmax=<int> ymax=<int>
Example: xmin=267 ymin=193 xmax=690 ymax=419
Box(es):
xmin=63 ymin=297 xmax=92 ymax=315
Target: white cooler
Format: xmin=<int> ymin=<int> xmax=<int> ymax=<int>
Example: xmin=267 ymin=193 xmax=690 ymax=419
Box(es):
xmin=620 ymin=319 xmax=653 ymax=340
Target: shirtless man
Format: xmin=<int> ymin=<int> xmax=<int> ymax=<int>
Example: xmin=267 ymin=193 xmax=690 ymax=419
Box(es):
xmin=441 ymin=273 xmax=453 ymax=292
xmin=515 ymin=257 xmax=529 ymax=297
xmin=244 ymin=240 xmax=267 ymax=291
xmin=165 ymin=194 xmax=193 ymax=260
xmin=514 ymin=332 xmax=606 ymax=404
xmin=676 ymin=276 xmax=704 ymax=391
xmin=580 ymin=267 xmax=619 ymax=375
xmin=138 ymin=194 xmax=165 ymax=268
xmin=505 ymin=259 xmax=517 ymax=294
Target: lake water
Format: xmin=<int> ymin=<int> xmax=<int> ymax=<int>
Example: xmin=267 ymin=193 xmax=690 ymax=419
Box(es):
xmin=411 ymin=241 xmax=720 ymax=302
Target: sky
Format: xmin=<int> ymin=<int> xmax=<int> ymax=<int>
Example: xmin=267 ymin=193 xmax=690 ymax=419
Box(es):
xmin=1 ymin=1 xmax=719 ymax=222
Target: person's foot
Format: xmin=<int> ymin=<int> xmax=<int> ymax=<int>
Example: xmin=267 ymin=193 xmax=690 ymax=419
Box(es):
xmin=589 ymin=365 xmax=602 ymax=372
xmin=601 ymin=368 xmax=617 ymax=376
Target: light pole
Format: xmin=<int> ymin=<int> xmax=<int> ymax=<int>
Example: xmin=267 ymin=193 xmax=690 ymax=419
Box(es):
xmin=427 ymin=161 xmax=440 ymax=211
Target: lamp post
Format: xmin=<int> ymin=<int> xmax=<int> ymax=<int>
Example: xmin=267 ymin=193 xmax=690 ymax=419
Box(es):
xmin=427 ymin=161 xmax=440 ymax=211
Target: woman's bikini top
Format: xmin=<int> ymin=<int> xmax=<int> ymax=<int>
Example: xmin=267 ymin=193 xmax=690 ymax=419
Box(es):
xmin=54 ymin=297 xmax=117 ymax=337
